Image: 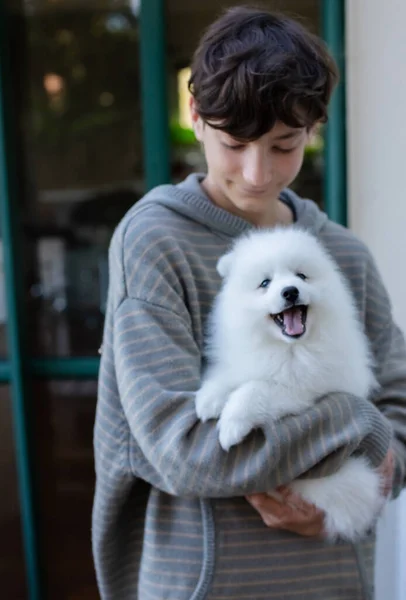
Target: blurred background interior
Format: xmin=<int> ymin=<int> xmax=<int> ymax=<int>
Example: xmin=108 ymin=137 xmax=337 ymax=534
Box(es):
xmin=0 ymin=1 xmax=328 ymax=598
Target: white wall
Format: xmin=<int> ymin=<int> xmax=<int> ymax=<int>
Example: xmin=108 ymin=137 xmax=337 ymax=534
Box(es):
xmin=345 ymin=1 xmax=406 ymax=598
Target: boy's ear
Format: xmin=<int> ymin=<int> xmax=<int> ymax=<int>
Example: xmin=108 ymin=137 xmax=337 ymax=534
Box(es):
xmin=217 ymin=251 xmax=234 ymax=279
xmin=190 ymin=97 xmax=204 ymax=142
xmin=307 ymin=122 xmax=321 ymax=145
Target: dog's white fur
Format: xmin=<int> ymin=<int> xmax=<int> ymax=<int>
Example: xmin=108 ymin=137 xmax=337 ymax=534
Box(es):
xmin=195 ymin=227 xmax=384 ymax=541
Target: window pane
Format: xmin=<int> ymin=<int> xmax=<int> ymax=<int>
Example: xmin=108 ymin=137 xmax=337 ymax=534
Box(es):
xmin=167 ymin=0 xmax=324 ymax=208
xmin=33 ymin=379 xmax=97 ymax=598
xmin=0 ymin=385 xmax=27 ymax=599
xmin=9 ymin=1 xmax=143 ymax=356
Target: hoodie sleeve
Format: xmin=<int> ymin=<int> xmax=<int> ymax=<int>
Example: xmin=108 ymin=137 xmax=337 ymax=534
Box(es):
xmin=321 ymin=222 xmax=406 ymax=498
xmin=363 ymin=252 xmax=406 ymax=497
xmin=114 ymin=296 xmax=392 ymax=497
xmin=110 ymin=216 xmax=393 ymax=498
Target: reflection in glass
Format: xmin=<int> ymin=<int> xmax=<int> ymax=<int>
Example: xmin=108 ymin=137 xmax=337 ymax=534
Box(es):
xmin=33 ymin=379 xmax=98 ymax=599
xmin=0 ymin=386 xmax=27 ymax=599
xmin=9 ymin=2 xmax=143 ymax=356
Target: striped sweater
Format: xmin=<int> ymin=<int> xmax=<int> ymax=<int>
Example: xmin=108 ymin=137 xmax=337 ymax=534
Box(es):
xmin=93 ymin=173 xmax=406 ymax=600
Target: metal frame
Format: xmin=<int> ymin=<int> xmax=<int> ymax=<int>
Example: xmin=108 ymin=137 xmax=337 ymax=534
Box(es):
xmin=140 ymin=0 xmax=171 ymax=190
xmin=0 ymin=357 xmax=101 ymax=382
xmin=322 ymin=0 xmax=347 ymax=226
xmin=0 ymin=3 xmax=43 ymax=598
xmin=0 ymin=1 xmax=346 ymax=597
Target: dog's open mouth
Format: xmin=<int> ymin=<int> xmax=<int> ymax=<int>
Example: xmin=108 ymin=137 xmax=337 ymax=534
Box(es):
xmin=271 ymin=305 xmax=308 ymax=338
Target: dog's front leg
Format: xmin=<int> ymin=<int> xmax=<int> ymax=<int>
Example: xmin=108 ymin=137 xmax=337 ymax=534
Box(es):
xmin=217 ymin=381 xmax=307 ymax=451
xmin=195 ymin=369 xmax=235 ymax=423
xmin=217 ymin=380 xmax=277 ymax=450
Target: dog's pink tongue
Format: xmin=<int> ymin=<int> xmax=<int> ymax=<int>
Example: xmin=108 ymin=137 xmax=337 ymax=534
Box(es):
xmin=283 ymin=308 xmax=304 ymax=336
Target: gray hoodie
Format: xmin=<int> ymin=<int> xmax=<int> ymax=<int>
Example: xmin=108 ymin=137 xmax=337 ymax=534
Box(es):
xmin=93 ymin=173 xmax=406 ymax=600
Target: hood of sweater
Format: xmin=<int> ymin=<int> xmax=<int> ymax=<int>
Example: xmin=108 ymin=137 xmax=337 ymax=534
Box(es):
xmin=135 ymin=172 xmax=328 ymax=237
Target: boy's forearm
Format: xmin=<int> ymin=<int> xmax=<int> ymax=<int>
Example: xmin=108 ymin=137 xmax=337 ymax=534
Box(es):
xmin=115 ymin=296 xmax=393 ymax=498
xmin=126 ymin=392 xmax=392 ymax=498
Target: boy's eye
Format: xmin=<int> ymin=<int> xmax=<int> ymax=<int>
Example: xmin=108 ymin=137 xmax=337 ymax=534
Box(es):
xmin=223 ymin=143 xmax=245 ymax=151
xmin=273 ymin=146 xmax=296 ymax=154
xmin=259 ymin=278 xmax=271 ymax=289
xmin=296 ymin=273 xmax=307 ymax=280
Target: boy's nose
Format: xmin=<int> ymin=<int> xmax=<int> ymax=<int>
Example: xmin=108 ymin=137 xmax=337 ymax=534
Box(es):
xmin=242 ymin=152 xmax=272 ymax=188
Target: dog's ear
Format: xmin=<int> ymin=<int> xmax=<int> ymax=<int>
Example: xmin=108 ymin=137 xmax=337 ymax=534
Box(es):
xmin=217 ymin=251 xmax=234 ymax=279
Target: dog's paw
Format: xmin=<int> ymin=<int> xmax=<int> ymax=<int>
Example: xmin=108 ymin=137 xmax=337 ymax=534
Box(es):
xmin=195 ymin=386 xmax=226 ymax=422
xmin=217 ymin=404 xmax=252 ymax=451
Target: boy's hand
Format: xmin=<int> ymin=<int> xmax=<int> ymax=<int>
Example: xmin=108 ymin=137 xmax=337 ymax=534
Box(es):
xmin=246 ymin=487 xmax=325 ymax=537
xmin=247 ymin=448 xmax=395 ymax=537
xmin=378 ymin=448 xmax=394 ymax=498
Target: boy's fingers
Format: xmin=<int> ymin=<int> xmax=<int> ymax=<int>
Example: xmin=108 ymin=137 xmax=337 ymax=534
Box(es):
xmin=246 ymin=492 xmax=326 ymax=536
xmin=378 ymin=448 xmax=394 ymax=497
xmin=275 ymin=486 xmax=311 ymax=510
xmin=247 ymin=492 xmax=322 ymax=523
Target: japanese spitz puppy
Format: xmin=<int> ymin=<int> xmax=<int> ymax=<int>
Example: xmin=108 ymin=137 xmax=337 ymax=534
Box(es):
xmin=195 ymin=227 xmax=384 ymax=541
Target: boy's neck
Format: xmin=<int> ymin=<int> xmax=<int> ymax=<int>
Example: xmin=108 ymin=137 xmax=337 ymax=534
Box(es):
xmin=256 ymin=200 xmax=294 ymax=227
xmin=200 ymin=178 xmax=295 ymax=228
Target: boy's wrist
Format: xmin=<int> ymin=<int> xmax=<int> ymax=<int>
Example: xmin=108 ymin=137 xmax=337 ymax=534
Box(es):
xmin=357 ymin=400 xmax=393 ymax=468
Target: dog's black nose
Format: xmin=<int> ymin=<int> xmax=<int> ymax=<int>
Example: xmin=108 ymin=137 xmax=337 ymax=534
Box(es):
xmin=281 ymin=286 xmax=299 ymax=303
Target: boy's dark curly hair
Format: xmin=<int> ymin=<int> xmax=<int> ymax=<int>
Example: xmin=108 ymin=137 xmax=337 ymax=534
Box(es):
xmin=189 ymin=6 xmax=338 ymax=140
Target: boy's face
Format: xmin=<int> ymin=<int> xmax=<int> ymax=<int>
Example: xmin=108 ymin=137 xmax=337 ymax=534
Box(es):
xmin=190 ymin=99 xmax=310 ymax=224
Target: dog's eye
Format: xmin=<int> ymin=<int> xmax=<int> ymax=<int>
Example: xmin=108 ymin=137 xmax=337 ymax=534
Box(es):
xmin=296 ymin=273 xmax=307 ymax=281
xmin=259 ymin=278 xmax=271 ymax=289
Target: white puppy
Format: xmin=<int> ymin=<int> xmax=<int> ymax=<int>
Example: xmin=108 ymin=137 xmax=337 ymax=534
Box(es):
xmin=195 ymin=227 xmax=384 ymax=541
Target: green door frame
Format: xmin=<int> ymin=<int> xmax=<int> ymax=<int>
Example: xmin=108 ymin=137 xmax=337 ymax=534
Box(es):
xmin=0 ymin=1 xmax=346 ymax=598
xmin=322 ymin=0 xmax=347 ymax=226
xmin=0 ymin=3 xmax=42 ymax=597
